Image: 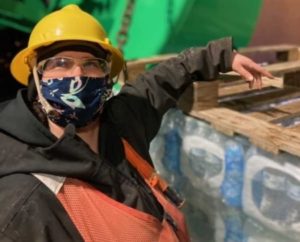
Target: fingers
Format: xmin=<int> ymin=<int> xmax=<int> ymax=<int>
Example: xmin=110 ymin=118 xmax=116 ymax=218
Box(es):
xmin=249 ymin=62 xmax=274 ymax=79
xmin=232 ymin=53 xmax=274 ymax=79
xmin=240 ymin=59 xmax=271 ymax=89
xmin=241 ymin=68 xmax=262 ymax=89
xmin=232 ymin=53 xmax=275 ymax=89
xmin=248 ymin=63 xmax=272 ymax=89
xmin=235 ymin=66 xmax=254 ymax=82
xmin=248 ymin=79 xmax=253 ymax=89
xmin=235 ymin=66 xmax=260 ymax=89
xmin=246 ymin=72 xmax=263 ymax=89
xmin=253 ymin=73 xmax=262 ymax=89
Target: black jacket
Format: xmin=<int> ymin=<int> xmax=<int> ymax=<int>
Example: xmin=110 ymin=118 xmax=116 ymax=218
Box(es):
xmin=0 ymin=38 xmax=233 ymax=242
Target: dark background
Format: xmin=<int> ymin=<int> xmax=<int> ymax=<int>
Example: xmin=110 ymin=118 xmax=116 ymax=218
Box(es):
xmin=0 ymin=28 xmax=28 ymax=102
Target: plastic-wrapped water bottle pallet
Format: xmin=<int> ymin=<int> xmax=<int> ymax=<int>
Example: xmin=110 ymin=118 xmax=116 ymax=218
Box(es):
xmin=142 ymin=45 xmax=300 ymax=242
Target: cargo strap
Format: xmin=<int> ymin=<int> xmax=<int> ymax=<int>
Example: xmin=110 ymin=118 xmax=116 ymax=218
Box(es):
xmin=122 ymin=139 xmax=184 ymax=207
xmin=31 ymin=138 xmax=184 ymax=207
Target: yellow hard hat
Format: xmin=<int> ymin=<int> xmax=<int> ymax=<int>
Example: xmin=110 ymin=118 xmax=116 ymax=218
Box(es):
xmin=10 ymin=4 xmax=124 ymax=86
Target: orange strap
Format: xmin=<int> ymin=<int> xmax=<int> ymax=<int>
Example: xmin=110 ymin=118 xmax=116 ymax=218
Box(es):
xmin=122 ymin=139 xmax=169 ymax=192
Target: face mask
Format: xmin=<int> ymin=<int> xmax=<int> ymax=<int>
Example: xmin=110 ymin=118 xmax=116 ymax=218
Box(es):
xmin=40 ymin=76 xmax=111 ymax=128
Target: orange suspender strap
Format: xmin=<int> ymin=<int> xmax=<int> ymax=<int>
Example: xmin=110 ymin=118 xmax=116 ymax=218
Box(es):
xmin=122 ymin=139 xmax=184 ymax=207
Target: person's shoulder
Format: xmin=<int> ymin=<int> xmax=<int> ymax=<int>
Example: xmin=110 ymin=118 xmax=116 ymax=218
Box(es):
xmin=0 ymin=174 xmax=40 ymax=225
xmin=0 ymin=173 xmax=40 ymax=205
xmin=0 ymin=99 xmax=12 ymax=112
xmin=0 ymin=173 xmax=75 ymax=242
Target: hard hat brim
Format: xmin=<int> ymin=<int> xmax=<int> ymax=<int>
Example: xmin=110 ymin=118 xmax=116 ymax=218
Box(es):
xmin=10 ymin=38 xmax=124 ymax=86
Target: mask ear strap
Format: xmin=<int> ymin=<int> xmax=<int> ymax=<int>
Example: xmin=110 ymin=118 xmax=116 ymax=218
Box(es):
xmin=107 ymin=77 xmax=114 ymax=89
xmin=32 ymin=65 xmax=54 ymax=114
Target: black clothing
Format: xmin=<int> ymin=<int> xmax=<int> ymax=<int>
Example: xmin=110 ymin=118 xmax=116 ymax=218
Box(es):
xmin=0 ymin=38 xmax=233 ymax=241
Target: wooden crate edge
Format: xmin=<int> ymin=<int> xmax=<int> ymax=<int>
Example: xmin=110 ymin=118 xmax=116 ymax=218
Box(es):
xmin=188 ymin=107 xmax=300 ymax=157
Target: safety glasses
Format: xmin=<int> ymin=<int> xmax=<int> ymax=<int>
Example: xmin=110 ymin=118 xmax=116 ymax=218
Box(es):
xmin=37 ymin=56 xmax=110 ymax=77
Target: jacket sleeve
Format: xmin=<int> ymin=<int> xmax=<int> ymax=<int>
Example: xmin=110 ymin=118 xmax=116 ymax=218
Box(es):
xmin=109 ymin=37 xmax=234 ymax=153
xmin=120 ymin=37 xmax=233 ymax=117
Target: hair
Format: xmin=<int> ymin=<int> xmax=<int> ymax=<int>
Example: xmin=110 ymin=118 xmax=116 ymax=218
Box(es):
xmin=27 ymin=74 xmax=48 ymax=126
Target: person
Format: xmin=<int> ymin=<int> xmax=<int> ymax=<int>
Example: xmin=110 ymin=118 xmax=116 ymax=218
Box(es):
xmin=0 ymin=4 xmax=273 ymax=242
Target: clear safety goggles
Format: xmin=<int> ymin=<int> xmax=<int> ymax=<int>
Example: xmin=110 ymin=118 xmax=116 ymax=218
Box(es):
xmin=36 ymin=56 xmax=110 ymax=77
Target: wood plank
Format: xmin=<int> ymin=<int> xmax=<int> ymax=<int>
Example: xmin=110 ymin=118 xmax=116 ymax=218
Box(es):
xmin=219 ymin=76 xmax=283 ymax=96
xmin=127 ymin=61 xmax=300 ymax=84
xmin=126 ymin=54 xmax=176 ymax=68
xmin=188 ymin=108 xmax=300 ymax=157
xmin=264 ymin=60 xmax=300 ymax=75
xmin=238 ymin=44 xmax=299 ymax=54
xmin=220 ymin=60 xmax=300 ymax=81
xmin=289 ymin=124 xmax=300 ymax=133
xmin=276 ymin=48 xmax=300 ymax=62
xmin=239 ymin=45 xmax=299 ymax=62
xmin=220 ymin=87 xmax=300 ymax=111
xmin=126 ymin=54 xmax=300 ymax=86
xmin=249 ymin=98 xmax=300 ymax=122
xmin=126 ymin=54 xmax=176 ymax=82
xmin=127 ymin=64 xmax=146 ymax=81
xmin=127 ymin=45 xmax=298 ymax=67
xmin=283 ymin=71 xmax=300 ymax=88
xmin=178 ymin=81 xmax=219 ymax=112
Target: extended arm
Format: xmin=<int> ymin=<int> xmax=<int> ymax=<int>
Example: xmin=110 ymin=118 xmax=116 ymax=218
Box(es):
xmin=113 ymin=37 xmax=272 ymax=147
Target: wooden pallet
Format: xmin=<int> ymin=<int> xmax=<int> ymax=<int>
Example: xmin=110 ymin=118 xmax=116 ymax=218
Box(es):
xmin=126 ymin=44 xmax=300 ymax=157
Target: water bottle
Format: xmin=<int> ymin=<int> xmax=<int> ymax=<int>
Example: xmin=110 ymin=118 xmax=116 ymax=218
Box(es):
xmin=186 ymin=147 xmax=206 ymax=180
xmin=161 ymin=109 xmax=184 ymax=175
xmin=205 ymin=132 xmax=226 ymax=179
xmin=285 ymin=177 xmax=300 ymax=226
xmin=222 ymin=207 xmax=247 ymax=242
xmin=259 ymin=168 xmax=287 ymax=221
xmin=158 ymin=109 xmax=187 ymax=192
xmin=243 ymin=148 xmax=300 ymax=241
xmin=182 ymin=197 xmax=215 ymax=242
xmin=162 ymin=128 xmax=182 ymax=174
xmin=196 ymin=131 xmax=226 ymax=197
xmin=150 ymin=134 xmax=167 ymax=178
xmin=181 ymin=116 xmax=212 ymax=190
xmin=243 ymin=216 xmax=293 ymax=242
xmin=221 ymin=140 xmax=245 ymax=208
xmin=150 ymin=109 xmax=184 ymax=190
xmin=244 ymin=169 xmax=300 ymax=242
